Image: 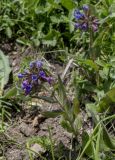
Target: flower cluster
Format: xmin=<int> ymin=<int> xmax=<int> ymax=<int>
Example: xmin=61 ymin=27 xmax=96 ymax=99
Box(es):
xmin=18 ymin=60 xmax=53 ymax=95
xmin=74 ymin=5 xmax=99 ymax=32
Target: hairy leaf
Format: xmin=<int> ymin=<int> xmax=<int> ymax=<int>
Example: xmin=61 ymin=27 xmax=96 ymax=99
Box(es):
xmin=42 ymin=110 xmax=63 ymax=118
xmin=97 ymin=87 xmax=115 ymax=112
xmin=0 ymin=50 xmax=11 ymax=95
xmin=103 ymin=124 xmax=115 ymax=150
xmin=61 ymin=0 xmax=76 ymax=10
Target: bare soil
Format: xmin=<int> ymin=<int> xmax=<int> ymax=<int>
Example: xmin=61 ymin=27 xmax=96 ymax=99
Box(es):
xmin=0 ymin=44 xmax=76 ymax=160
xmin=0 ymin=103 xmax=75 ymax=160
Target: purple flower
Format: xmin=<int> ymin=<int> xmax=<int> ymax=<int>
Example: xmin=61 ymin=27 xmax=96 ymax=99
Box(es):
xmin=83 ymin=5 xmax=89 ymax=11
xmin=81 ymin=23 xmax=88 ymax=31
xmin=21 ymin=80 xmax=32 ymax=95
xmin=74 ymin=10 xmax=84 ymax=20
xmin=18 ymin=73 xmax=24 ymax=78
xmin=21 ymin=80 xmax=29 ymax=89
xmin=75 ymin=23 xmax=80 ymax=29
xmin=18 ymin=59 xmax=53 ymax=95
xmin=30 ymin=60 xmax=43 ymax=69
xmin=36 ymin=60 xmax=43 ymax=68
xmin=93 ymin=19 xmax=99 ymax=25
xmin=39 ymin=71 xmax=53 ymax=84
xmin=92 ymin=24 xmax=98 ymax=32
xmin=74 ymin=5 xmax=99 ymax=32
xmin=39 ymin=71 xmax=46 ymax=78
xmin=45 ymin=77 xmax=53 ymax=84
xmin=25 ymin=84 xmax=32 ymax=95
xmin=30 ymin=61 xmax=36 ymax=69
xmin=32 ymin=74 xmax=38 ymax=81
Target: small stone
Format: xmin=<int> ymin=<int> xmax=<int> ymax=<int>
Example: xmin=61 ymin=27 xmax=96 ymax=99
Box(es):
xmin=30 ymin=143 xmax=46 ymax=155
xmin=19 ymin=122 xmax=35 ymax=136
xmin=5 ymin=149 xmax=24 ymax=160
xmin=41 ymin=126 xmax=48 ymax=131
xmin=12 ymin=59 xmax=17 ymax=67
xmin=32 ymin=115 xmax=45 ymax=127
xmin=32 ymin=116 xmax=39 ymax=127
xmin=12 ymin=51 xmax=18 ymax=55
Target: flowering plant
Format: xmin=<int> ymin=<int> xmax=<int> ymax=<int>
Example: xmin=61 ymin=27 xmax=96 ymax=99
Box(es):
xmin=18 ymin=60 xmax=53 ymax=95
xmin=74 ymin=5 xmax=99 ymax=32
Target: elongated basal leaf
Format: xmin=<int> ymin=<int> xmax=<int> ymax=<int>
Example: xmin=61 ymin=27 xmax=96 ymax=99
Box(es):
xmin=42 ymin=110 xmax=63 ymax=118
xmin=103 ymin=124 xmax=115 ymax=150
xmin=61 ymin=0 xmax=76 ymax=10
xmin=97 ymin=87 xmax=115 ymax=112
xmin=0 ymin=50 xmax=11 ymax=95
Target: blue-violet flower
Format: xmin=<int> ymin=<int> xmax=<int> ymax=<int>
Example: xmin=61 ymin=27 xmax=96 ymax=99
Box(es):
xmin=74 ymin=5 xmax=99 ymax=32
xmin=18 ymin=60 xmax=53 ymax=95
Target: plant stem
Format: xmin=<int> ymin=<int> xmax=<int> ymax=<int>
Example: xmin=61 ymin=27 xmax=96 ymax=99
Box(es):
xmin=76 ymin=114 xmax=115 ymax=160
xmin=89 ymin=28 xmax=95 ymax=60
xmin=89 ymin=28 xmax=100 ymax=86
xmin=48 ymin=126 xmax=55 ymax=160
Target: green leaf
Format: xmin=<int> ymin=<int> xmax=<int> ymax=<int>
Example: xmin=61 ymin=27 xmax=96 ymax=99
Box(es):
xmin=103 ymin=124 xmax=115 ymax=150
xmin=68 ymin=10 xmax=74 ymax=33
xmin=42 ymin=110 xmax=63 ymax=118
xmin=61 ymin=0 xmax=76 ymax=10
xmin=47 ymin=0 xmax=54 ymax=4
xmin=16 ymin=38 xmax=31 ymax=46
xmin=42 ymin=39 xmax=57 ymax=46
xmin=109 ymin=13 xmax=115 ymax=18
xmin=109 ymin=1 xmax=115 ymax=14
xmin=86 ymin=103 xmax=98 ymax=119
xmin=95 ymin=60 xmax=107 ymax=67
xmin=81 ymin=59 xmax=99 ymax=71
xmin=31 ymin=96 xmax=57 ymax=103
xmin=23 ymin=0 xmax=40 ymax=9
xmin=3 ymin=87 xmax=17 ymax=99
xmin=99 ymin=67 xmax=109 ymax=80
xmin=94 ymin=125 xmax=102 ymax=160
xmin=82 ymin=132 xmax=94 ymax=157
xmin=57 ymin=75 xmax=72 ymax=114
xmin=60 ymin=119 xmax=73 ymax=133
xmin=73 ymin=97 xmax=80 ymax=115
xmin=86 ymin=103 xmax=99 ymax=127
xmin=44 ymin=29 xmax=60 ymax=40
xmin=57 ymin=75 xmax=68 ymax=106
xmin=97 ymin=87 xmax=115 ymax=112
xmin=6 ymin=27 xmax=12 ymax=38
xmin=73 ymin=114 xmax=82 ymax=132
xmin=42 ymin=29 xmax=60 ymax=47
xmin=0 ymin=50 xmax=11 ymax=95
xmin=50 ymin=15 xmax=68 ymax=24
xmin=33 ymin=39 xmax=40 ymax=47
xmin=89 ymin=4 xmax=97 ymax=16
